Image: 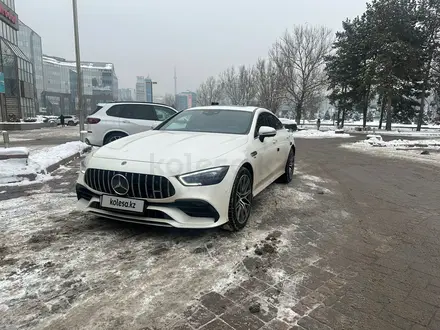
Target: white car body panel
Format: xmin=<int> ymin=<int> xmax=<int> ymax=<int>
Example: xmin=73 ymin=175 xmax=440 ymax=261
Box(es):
xmin=76 ymin=106 xmax=295 ymax=229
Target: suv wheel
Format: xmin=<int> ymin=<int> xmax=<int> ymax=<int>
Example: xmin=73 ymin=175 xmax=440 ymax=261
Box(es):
xmin=104 ymin=132 xmax=127 ymax=145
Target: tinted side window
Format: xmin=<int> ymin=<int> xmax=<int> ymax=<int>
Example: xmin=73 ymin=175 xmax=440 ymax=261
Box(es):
xmin=120 ymin=104 xmax=158 ymax=120
xmin=106 ymin=105 xmax=123 ymax=117
xmin=254 ymin=113 xmax=271 ymax=137
xmin=154 ymin=106 xmax=176 ymax=121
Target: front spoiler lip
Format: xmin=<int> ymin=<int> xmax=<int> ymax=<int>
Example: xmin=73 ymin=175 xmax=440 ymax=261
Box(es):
xmin=78 ymin=198 xmax=227 ymax=229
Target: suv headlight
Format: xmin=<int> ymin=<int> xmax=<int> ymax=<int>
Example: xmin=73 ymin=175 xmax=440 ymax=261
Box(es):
xmin=177 ymin=166 xmax=229 ymax=186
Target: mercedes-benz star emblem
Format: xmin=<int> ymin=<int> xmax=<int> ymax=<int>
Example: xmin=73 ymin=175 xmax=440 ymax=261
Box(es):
xmin=111 ymin=174 xmax=129 ymax=196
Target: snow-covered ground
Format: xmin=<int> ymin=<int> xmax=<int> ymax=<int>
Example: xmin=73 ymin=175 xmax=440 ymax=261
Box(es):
xmin=342 ymin=135 xmax=440 ymax=166
xmin=0 ymin=167 xmax=341 ymax=329
xmin=293 ymin=129 xmax=353 ymax=139
xmin=0 ymin=141 xmax=88 ymax=185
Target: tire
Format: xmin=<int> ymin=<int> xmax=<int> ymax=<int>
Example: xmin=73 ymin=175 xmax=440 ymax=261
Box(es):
xmin=279 ymin=148 xmax=295 ymax=183
xmin=224 ymin=167 xmax=253 ymax=232
xmin=67 ymin=121 xmax=74 ymax=126
xmin=104 ymin=132 xmax=127 ymax=145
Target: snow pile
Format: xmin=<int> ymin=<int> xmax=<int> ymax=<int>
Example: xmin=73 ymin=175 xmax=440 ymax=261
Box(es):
xmin=0 ymin=141 xmax=88 ymax=185
xmin=343 ymin=136 xmax=440 ymax=166
xmin=293 ymin=129 xmax=352 ymax=138
xmin=356 ymin=135 xmax=440 ymax=148
xmin=0 ymin=147 xmax=29 ymax=157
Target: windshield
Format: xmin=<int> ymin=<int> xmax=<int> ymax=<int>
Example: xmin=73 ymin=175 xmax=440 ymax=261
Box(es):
xmin=158 ymin=109 xmax=254 ymax=134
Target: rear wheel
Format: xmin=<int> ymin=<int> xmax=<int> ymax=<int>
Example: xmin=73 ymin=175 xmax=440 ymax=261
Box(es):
xmin=224 ymin=167 xmax=253 ymax=232
xmin=104 ymin=132 xmax=127 ymax=145
xmin=279 ymin=148 xmax=295 ymax=183
xmin=67 ymin=120 xmax=74 ymax=126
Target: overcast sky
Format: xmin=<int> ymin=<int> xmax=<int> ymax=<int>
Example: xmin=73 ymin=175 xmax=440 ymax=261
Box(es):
xmin=17 ymin=0 xmax=367 ymax=95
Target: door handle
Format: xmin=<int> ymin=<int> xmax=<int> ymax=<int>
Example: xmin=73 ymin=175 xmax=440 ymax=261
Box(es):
xmin=122 ymin=120 xmax=130 ymax=123
xmin=273 ymin=139 xmax=277 ymax=144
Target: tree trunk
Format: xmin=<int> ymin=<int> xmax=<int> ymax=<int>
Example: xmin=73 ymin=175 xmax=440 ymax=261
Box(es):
xmin=341 ymin=108 xmax=346 ymax=128
xmin=336 ymin=107 xmax=342 ymax=128
xmin=417 ymin=86 xmax=427 ymax=132
xmin=295 ymin=104 xmax=302 ymax=124
xmin=379 ymin=96 xmax=386 ymax=129
xmin=362 ymin=86 xmax=371 ymax=129
xmin=385 ymin=95 xmax=392 ymax=131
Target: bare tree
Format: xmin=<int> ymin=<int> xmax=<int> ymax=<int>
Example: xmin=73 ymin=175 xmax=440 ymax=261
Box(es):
xmin=254 ymin=58 xmax=285 ymax=113
xmin=220 ymin=65 xmax=257 ymax=105
xmin=270 ymin=25 xmax=333 ymax=123
xmin=196 ymin=76 xmax=223 ymax=106
xmin=163 ymin=93 xmax=175 ymax=107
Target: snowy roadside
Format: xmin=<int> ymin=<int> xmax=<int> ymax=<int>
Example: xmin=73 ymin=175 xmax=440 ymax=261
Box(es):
xmin=342 ymin=135 xmax=440 ymax=166
xmin=0 ymin=141 xmax=89 ymax=185
xmin=293 ymin=129 xmax=353 ymax=139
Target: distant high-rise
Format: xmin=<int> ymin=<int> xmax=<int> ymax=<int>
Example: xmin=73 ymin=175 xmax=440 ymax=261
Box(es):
xmin=135 ymin=76 xmax=146 ymax=102
xmin=145 ymin=78 xmax=153 ymax=102
xmin=175 ymin=91 xmax=197 ymax=111
xmin=136 ymin=76 xmax=155 ymax=102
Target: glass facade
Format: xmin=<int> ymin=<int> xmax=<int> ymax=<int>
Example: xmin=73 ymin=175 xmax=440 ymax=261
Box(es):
xmin=0 ymin=0 xmax=36 ymax=121
xmin=18 ymin=20 xmax=43 ymax=110
xmin=42 ymin=55 xmax=118 ymax=115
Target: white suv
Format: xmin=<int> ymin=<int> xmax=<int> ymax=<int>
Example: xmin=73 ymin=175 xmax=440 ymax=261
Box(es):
xmin=85 ymin=102 xmax=178 ymax=146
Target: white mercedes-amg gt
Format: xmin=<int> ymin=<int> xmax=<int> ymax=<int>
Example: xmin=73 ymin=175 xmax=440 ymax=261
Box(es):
xmin=76 ymin=106 xmax=296 ymax=231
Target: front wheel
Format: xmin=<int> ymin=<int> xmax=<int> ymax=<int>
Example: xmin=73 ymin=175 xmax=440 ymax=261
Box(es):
xmin=279 ymin=148 xmax=295 ymax=183
xmin=224 ymin=167 xmax=253 ymax=232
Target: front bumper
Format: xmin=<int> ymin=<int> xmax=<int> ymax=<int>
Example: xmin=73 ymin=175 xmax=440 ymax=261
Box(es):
xmin=75 ymin=166 xmax=235 ymax=228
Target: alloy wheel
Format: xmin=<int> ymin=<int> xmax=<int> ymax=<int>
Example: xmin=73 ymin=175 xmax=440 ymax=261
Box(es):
xmin=234 ymin=174 xmax=252 ymax=224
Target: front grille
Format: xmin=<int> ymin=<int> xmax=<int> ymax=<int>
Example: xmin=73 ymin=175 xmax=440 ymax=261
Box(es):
xmin=84 ymin=168 xmax=175 ymax=199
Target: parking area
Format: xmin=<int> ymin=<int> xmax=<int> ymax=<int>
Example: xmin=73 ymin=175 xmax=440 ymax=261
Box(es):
xmin=1 ymin=138 xmax=440 ymax=330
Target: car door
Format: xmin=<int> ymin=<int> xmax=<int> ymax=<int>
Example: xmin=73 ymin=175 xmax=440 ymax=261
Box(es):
xmin=153 ymin=105 xmax=177 ymax=125
xmin=119 ymin=104 xmax=158 ymax=135
xmin=251 ymin=112 xmax=279 ymax=190
xmin=268 ymin=113 xmax=291 ymax=173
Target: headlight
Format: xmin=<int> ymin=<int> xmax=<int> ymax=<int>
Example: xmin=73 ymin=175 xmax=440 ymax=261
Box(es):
xmin=80 ymin=154 xmax=91 ymax=173
xmin=177 ymin=166 xmax=229 ymax=186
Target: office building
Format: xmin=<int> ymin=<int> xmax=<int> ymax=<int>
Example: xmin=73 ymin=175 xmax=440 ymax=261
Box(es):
xmin=17 ymin=20 xmax=43 ymax=111
xmin=118 ymin=88 xmax=134 ymax=101
xmin=136 ymin=76 xmax=156 ymax=102
xmin=42 ymin=55 xmax=118 ymax=115
xmin=135 ymin=76 xmax=146 ymax=102
xmin=175 ymin=91 xmax=197 ymax=111
xmin=0 ymin=0 xmax=36 ymax=121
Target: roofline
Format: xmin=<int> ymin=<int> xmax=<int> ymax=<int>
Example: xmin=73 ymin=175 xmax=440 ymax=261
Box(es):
xmin=18 ymin=20 xmax=42 ymax=39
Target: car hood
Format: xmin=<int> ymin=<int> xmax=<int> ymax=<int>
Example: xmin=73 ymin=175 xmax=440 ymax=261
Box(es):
xmin=93 ymin=130 xmax=249 ymax=164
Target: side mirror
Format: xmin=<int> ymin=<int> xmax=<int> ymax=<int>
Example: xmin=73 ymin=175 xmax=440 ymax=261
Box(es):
xmin=258 ymin=126 xmax=276 ymax=142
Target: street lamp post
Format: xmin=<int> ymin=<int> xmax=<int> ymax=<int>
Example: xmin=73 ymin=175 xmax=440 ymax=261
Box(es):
xmin=72 ymin=0 xmax=85 ymax=134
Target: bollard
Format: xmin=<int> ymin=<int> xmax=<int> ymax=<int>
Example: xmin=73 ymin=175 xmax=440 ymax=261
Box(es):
xmin=80 ymin=130 xmax=87 ymax=143
xmin=2 ymin=131 xmax=9 ymax=148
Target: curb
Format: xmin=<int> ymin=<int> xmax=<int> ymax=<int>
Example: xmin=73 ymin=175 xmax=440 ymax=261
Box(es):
xmin=44 ymin=146 xmax=92 ymax=174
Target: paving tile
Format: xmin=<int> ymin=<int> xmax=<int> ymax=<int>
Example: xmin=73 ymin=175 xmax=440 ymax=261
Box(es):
xmin=243 ymin=295 xmax=278 ymax=323
xmin=223 ymin=286 xmax=253 ymax=303
xmin=200 ymin=319 xmax=234 ymax=330
xmin=410 ymin=288 xmax=440 ymax=307
xmin=220 ymin=306 xmax=265 ymax=330
xmin=297 ymin=316 xmax=332 ymax=330
xmin=309 ymin=305 xmax=357 ymax=329
xmin=200 ymin=291 xmax=235 ymax=315
xmin=185 ymin=305 xmax=216 ymax=329
xmin=379 ymin=309 xmax=415 ymax=330
xmin=385 ymin=301 xmax=434 ymax=326
xmin=266 ymin=318 xmax=291 ymax=330
xmin=240 ymin=277 xmax=271 ymax=294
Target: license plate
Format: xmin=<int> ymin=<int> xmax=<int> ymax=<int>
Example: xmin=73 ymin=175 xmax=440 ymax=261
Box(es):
xmin=101 ymin=195 xmax=144 ymax=213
